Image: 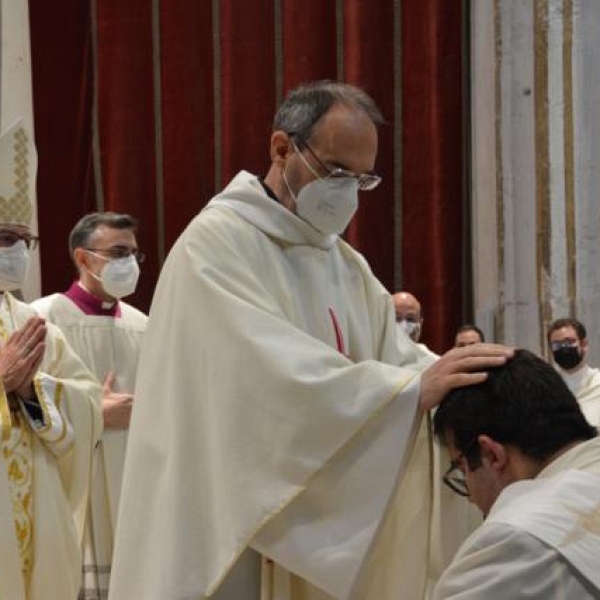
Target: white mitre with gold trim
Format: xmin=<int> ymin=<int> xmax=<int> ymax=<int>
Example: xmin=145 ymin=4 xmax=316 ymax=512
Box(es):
xmin=0 ymin=119 xmax=36 ymax=227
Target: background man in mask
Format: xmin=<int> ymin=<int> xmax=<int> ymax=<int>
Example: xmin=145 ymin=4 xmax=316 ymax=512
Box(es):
xmin=0 ymin=120 xmax=102 ymax=599
xmin=108 ymin=80 xmax=511 ymax=600
xmin=393 ymin=290 xmax=438 ymax=360
xmin=32 ymin=212 xmax=147 ymax=600
xmin=548 ymin=317 xmax=600 ymax=427
xmin=393 ymin=290 xmax=423 ymax=342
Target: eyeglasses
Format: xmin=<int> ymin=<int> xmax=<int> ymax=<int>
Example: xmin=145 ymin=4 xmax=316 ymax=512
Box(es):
xmin=86 ymin=247 xmax=145 ymax=264
xmin=550 ymin=339 xmax=579 ymax=352
xmin=288 ymin=132 xmax=382 ymax=191
xmin=443 ymin=438 xmax=479 ymax=497
xmin=0 ymin=231 xmax=40 ymax=250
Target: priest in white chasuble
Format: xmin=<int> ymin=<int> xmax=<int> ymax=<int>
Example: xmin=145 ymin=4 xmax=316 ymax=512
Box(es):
xmin=32 ymin=211 xmax=147 ymax=600
xmin=0 ymin=119 xmax=103 ymax=600
xmin=109 ymin=81 xmax=511 ymax=600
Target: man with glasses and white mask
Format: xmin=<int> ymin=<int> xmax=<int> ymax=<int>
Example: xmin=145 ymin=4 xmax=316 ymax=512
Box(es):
xmin=547 ymin=317 xmax=600 ymax=427
xmin=432 ymin=349 xmax=600 ymax=599
xmin=0 ymin=120 xmax=102 ymax=599
xmin=32 ymin=212 xmax=147 ymax=600
xmin=109 ymin=80 xmax=511 ymax=600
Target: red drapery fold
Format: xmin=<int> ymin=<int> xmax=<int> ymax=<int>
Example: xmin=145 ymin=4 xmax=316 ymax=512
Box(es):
xmin=159 ymin=2 xmax=215 ymax=249
xmin=29 ymin=1 xmax=97 ymax=291
xmin=343 ymin=0 xmax=398 ymax=292
xmin=94 ymin=2 xmax=159 ymax=309
xmin=401 ymin=0 xmax=465 ymax=352
xmin=220 ymin=1 xmax=276 ymax=184
xmin=281 ymin=2 xmax=338 ymax=87
xmin=29 ymin=0 xmax=467 ymax=344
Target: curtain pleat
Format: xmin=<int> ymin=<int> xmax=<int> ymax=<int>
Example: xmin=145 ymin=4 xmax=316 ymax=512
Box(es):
xmin=220 ymin=1 xmax=276 ymax=184
xmin=400 ymin=0 xmax=465 ymax=352
xmin=343 ymin=1 xmax=398 ymax=293
xmin=29 ymin=1 xmax=97 ymax=292
xmin=159 ymin=1 xmax=215 ymax=248
xmin=281 ymin=2 xmax=338 ymax=87
xmin=93 ymin=1 xmax=159 ymax=310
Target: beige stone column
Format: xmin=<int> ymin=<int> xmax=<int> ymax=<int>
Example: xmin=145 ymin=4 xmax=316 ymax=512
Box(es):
xmin=471 ymin=0 xmax=600 ymax=362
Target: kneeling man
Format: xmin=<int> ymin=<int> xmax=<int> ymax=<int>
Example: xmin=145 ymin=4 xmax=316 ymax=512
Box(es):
xmin=433 ymin=349 xmax=600 ymax=599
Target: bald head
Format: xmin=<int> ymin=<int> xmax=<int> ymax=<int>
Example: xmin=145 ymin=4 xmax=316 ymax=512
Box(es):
xmin=392 ymin=291 xmax=423 ymax=342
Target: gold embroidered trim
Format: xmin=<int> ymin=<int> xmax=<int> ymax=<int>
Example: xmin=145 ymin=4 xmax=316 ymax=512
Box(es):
xmin=0 ymin=125 xmax=32 ymax=226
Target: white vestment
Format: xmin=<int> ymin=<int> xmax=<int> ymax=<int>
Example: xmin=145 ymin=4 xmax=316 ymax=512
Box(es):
xmin=32 ymin=288 xmax=146 ymax=598
xmin=0 ymin=292 xmax=102 ymax=600
xmin=392 ymin=325 xmax=481 ymax=597
xmin=109 ymin=171 xmax=450 ymax=600
xmin=559 ymin=364 xmax=600 ymax=427
xmin=433 ymin=437 xmax=600 ymax=599
xmin=416 ymin=342 xmax=439 ymax=362
xmin=395 ymin=324 xmax=440 ymax=364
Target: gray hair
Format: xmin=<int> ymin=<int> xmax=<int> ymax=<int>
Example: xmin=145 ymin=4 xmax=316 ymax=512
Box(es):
xmin=69 ymin=211 xmax=137 ymax=262
xmin=273 ymin=80 xmax=384 ymax=141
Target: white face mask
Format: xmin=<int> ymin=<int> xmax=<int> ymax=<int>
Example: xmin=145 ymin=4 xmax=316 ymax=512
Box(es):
xmin=88 ymin=254 xmax=140 ymax=299
xmin=284 ymin=144 xmax=359 ymax=235
xmin=0 ymin=240 xmax=31 ymax=291
xmin=398 ymin=319 xmax=421 ymax=342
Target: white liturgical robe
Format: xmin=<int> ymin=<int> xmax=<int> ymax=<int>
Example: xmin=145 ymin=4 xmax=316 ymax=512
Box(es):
xmin=32 ymin=285 xmax=147 ymax=597
xmin=0 ymin=292 xmax=102 ymax=600
xmin=109 ymin=172 xmax=459 ymax=600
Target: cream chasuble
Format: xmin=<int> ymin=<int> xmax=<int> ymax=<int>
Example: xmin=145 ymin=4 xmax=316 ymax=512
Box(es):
xmin=0 ymin=292 xmax=102 ymax=600
xmin=109 ymin=172 xmax=462 ymax=600
xmin=32 ymin=288 xmax=146 ymax=598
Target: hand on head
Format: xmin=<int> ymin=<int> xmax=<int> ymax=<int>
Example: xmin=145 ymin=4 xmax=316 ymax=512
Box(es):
xmin=419 ymin=343 xmax=514 ymax=411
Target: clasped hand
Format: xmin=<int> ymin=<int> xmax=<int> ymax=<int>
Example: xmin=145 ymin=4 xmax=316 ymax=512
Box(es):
xmin=102 ymin=372 xmax=134 ymax=429
xmin=0 ymin=316 xmax=46 ymax=398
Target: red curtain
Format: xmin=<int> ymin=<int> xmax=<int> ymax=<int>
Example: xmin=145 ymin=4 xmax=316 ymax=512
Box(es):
xmin=29 ymin=0 xmax=466 ymax=352
xmin=160 ymin=2 xmax=215 ymax=246
xmin=93 ymin=2 xmax=160 ymax=310
xmin=29 ymin=1 xmax=97 ymax=287
xmin=343 ymin=1 xmax=398 ymax=296
xmin=401 ymin=0 xmax=466 ymax=352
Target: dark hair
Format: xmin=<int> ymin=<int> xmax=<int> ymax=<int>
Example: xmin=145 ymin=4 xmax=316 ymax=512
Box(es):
xmin=273 ymin=80 xmax=384 ymax=142
xmin=69 ymin=212 xmax=137 ymax=262
xmin=455 ymin=323 xmax=485 ymax=343
xmin=433 ymin=349 xmax=597 ymax=469
xmin=547 ymin=318 xmax=587 ymax=343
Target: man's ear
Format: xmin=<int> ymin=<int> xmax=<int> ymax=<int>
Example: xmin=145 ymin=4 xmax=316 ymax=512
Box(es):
xmin=270 ymin=130 xmax=294 ymax=167
xmin=581 ymin=337 xmax=590 ymax=355
xmin=477 ymin=435 xmax=508 ymax=472
xmin=73 ymin=247 xmax=88 ymax=273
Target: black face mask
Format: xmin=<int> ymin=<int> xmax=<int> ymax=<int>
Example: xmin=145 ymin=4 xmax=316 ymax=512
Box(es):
xmin=552 ymin=346 xmax=583 ymax=370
